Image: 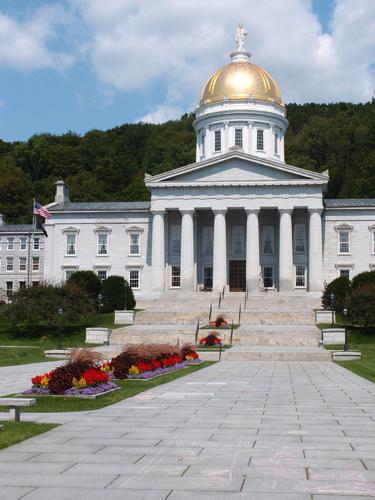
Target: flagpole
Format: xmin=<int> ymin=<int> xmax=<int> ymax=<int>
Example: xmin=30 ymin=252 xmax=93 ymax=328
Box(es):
xmin=27 ymin=199 xmax=35 ymax=288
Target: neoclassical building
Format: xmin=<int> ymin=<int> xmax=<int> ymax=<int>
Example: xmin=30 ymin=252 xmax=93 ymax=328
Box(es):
xmin=44 ymin=37 xmax=375 ymax=296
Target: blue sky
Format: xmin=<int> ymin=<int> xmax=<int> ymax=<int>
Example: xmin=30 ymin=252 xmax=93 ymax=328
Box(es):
xmin=0 ymin=0 xmax=373 ymax=142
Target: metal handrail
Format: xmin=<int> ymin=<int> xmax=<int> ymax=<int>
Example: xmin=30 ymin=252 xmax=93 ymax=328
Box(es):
xmin=230 ymin=320 xmax=234 ymax=345
xmin=208 ymin=303 xmax=213 ymax=324
xmin=238 ymin=303 xmax=242 ymax=326
xmin=218 ymin=292 xmax=222 ymax=309
xmin=194 ymin=319 xmax=200 ymax=345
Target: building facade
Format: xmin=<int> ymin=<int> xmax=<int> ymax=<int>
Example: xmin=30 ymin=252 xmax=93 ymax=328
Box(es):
xmin=0 ymin=215 xmax=44 ymax=300
xmin=43 ymin=39 xmax=375 ymax=296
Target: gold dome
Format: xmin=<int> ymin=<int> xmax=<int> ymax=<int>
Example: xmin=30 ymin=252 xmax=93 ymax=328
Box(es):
xmin=199 ymin=58 xmax=283 ymax=107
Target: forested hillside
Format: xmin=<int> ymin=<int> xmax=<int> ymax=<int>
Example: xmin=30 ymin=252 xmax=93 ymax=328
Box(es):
xmin=0 ymin=101 xmax=374 ymax=224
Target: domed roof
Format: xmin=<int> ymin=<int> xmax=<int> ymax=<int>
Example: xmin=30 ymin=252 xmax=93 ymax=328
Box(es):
xmin=199 ymin=52 xmax=283 ymax=107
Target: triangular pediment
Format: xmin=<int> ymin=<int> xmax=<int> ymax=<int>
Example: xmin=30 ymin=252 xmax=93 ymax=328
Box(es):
xmin=146 ymin=151 xmax=328 ymax=186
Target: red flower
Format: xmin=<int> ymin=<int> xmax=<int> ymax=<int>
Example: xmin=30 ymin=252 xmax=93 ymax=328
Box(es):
xmin=82 ymin=368 xmax=109 ymax=386
xmin=32 ymin=375 xmax=42 ymax=385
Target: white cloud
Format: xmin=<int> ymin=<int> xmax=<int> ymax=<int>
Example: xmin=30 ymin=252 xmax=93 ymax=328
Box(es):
xmin=0 ymin=4 xmax=75 ymax=71
xmin=138 ymin=104 xmax=183 ymax=124
xmin=0 ymin=99 xmax=5 ymax=108
xmin=75 ymin=0 xmax=375 ymax=121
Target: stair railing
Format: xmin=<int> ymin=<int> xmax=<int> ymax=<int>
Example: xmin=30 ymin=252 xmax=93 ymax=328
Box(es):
xmin=194 ymin=319 xmax=200 ymax=345
xmin=238 ymin=303 xmax=242 ymax=326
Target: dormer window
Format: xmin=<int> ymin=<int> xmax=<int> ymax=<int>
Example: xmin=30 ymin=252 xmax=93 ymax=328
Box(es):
xmin=257 ymin=129 xmax=264 ymax=150
xmin=235 ymin=128 xmax=243 ymax=148
xmin=214 ymin=130 xmax=221 ymax=152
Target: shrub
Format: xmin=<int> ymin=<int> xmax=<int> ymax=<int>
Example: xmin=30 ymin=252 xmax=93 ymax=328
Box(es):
xmin=4 ymin=283 xmax=95 ymax=335
xmin=67 ymin=271 xmax=102 ymax=301
xmin=101 ymin=276 xmax=136 ymax=312
xmin=348 ymin=284 xmax=375 ymax=326
xmin=321 ymin=277 xmax=351 ymax=311
xmin=351 ymin=271 xmax=375 ymax=291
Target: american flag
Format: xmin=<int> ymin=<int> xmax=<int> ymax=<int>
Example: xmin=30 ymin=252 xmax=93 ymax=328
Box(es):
xmin=33 ymin=201 xmax=51 ymax=219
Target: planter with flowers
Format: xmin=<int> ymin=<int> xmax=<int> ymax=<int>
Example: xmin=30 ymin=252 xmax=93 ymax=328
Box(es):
xmin=24 ymin=349 xmax=119 ymax=399
xmin=110 ymin=343 xmax=201 ymax=380
xmin=209 ymin=315 xmax=228 ymax=328
xmin=181 ymin=344 xmax=202 ymax=364
xmin=199 ymin=332 xmax=222 ymax=347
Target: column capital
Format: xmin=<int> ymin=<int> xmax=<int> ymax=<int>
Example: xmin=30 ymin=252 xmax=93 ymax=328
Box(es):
xmin=245 ymin=208 xmax=260 ymax=215
xmin=179 ymin=208 xmax=195 ymax=216
xmin=213 ymin=208 xmax=227 ymax=216
xmin=308 ymin=208 xmax=323 ymax=215
xmin=278 ymin=208 xmax=293 ymax=215
xmin=151 ymin=209 xmax=165 ymax=216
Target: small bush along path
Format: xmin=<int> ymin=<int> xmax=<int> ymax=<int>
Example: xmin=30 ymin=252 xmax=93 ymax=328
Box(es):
xmin=0 ymin=422 xmax=58 ymax=450
xmin=1 ymin=361 xmax=214 ymax=413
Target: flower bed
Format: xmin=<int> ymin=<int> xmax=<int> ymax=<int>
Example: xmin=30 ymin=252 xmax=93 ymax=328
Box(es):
xmin=24 ymin=349 xmax=120 ymax=398
xmin=199 ymin=332 xmax=222 ymax=346
xmin=110 ymin=343 xmax=201 ymax=379
xmin=209 ymin=315 xmax=228 ymax=328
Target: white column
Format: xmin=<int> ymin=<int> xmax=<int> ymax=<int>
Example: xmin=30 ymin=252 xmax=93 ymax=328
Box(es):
xmin=180 ymin=209 xmax=195 ymax=291
xmin=279 ymin=209 xmax=294 ymax=291
xmin=246 ymin=209 xmax=260 ymax=291
xmin=213 ymin=209 xmax=227 ymax=291
xmin=309 ymin=208 xmax=323 ymax=292
xmin=151 ymin=210 xmax=165 ymax=292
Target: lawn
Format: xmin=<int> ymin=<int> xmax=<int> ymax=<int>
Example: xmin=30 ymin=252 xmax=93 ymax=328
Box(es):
xmin=1 ymin=361 xmax=215 ymax=413
xmin=0 ymin=422 xmax=58 ymax=450
xmin=323 ymin=325 xmax=375 ymax=384
xmin=0 ymin=313 xmax=120 ymax=367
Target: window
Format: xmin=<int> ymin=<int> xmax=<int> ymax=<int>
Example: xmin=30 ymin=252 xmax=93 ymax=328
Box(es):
xmin=19 ymin=257 xmax=27 ymax=271
xmin=235 ymin=128 xmax=243 ymax=148
xmin=232 ymin=226 xmax=244 ymax=256
xmin=32 ymin=256 xmax=39 ymax=271
xmin=6 ymin=257 xmax=13 ymax=271
xmin=372 ymin=232 xmax=375 ymax=254
xmin=274 ymin=133 xmax=279 ymax=155
xmin=340 ymin=269 xmax=350 ymax=278
xmin=66 ymin=234 xmax=76 ymax=255
xmin=129 ymin=270 xmax=139 ymax=289
xmin=262 ymin=226 xmax=274 ymax=255
xmin=6 ymin=281 xmax=13 ymax=298
xmin=7 ymin=238 xmax=14 ymax=250
xmin=263 ymin=267 xmax=273 ymax=288
xmin=97 ymin=234 xmax=108 ymax=255
xmin=201 ymin=131 xmax=205 ymax=157
xmin=203 ymin=267 xmax=213 ymax=290
xmin=33 ymin=238 xmax=40 ymax=250
xmin=20 ymin=237 xmax=27 ymax=251
xmin=257 ymin=129 xmax=264 ymax=150
xmin=171 ymin=266 xmax=180 ymax=288
xmin=295 ymin=265 xmax=306 ymax=288
xmin=129 ymin=233 xmax=140 ymax=255
xmin=97 ymin=270 xmax=107 ymax=281
xmin=339 ymin=232 xmax=350 ymax=254
xmin=64 ymin=269 xmax=75 ymax=281
xmin=214 ymin=130 xmax=221 ymax=152
xmin=202 ymin=226 xmax=213 ymax=256
xmin=294 ymin=224 xmax=306 ymax=253
xmin=19 ymin=281 xmax=26 ymax=290
xmin=32 ymin=281 xmax=39 ymax=288
xmin=169 ymin=224 xmax=181 ymax=255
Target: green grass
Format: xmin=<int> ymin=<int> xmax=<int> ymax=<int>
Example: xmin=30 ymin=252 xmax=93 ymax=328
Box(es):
xmin=0 ymin=422 xmax=58 ymax=450
xmin=1 ymin=361 xmax=215 ymax=413
xmin=0 ymin=313 xmax=119 ymax=367
xmin=325 ymin=327 xmax=375 ymax=383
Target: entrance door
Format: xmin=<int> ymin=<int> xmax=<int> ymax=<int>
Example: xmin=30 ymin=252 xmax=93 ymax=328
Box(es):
xmin=263 ymin=266 xmax=274 ymax=288
xmin=229 ymin=260 xmax=246 ymax=292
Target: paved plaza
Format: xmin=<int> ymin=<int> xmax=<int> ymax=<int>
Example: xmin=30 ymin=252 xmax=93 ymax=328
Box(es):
xmin=1 ymin=360 xmax=375 ymax=498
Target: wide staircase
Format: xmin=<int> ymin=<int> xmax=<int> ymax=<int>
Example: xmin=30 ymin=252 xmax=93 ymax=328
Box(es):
xmin=110 ymin=291 xmax=331 ymax=361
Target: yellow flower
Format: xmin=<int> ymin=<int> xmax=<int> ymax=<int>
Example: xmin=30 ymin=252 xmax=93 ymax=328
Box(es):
xmin=40 ymin=375 xmax=50 ymax=388
xmin=72 ymin=377 xmax=87 ymax=389
xmin=128 ymin=365 xmax=140 ymax=375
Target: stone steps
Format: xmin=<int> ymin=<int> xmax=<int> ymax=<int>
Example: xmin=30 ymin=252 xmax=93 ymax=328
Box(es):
xmin=222 ymin=346 xmax=331 ymax=361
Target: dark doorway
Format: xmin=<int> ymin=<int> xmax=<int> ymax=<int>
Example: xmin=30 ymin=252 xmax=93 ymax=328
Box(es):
xmin=229 ymin=260 xmax=246 ymax=292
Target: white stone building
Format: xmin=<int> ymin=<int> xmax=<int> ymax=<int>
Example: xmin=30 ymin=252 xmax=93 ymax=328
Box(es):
xmin=0 ymin=215 xmax=44 ymax=299
xmin=44 ymin=41 xmax=375 ymax=297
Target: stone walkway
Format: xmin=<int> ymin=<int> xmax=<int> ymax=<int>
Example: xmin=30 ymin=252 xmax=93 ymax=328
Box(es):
xmin=0 ymin=360 xmax=61 ymax=397
xmin=1 ymin=361 xmax=375 ymax=498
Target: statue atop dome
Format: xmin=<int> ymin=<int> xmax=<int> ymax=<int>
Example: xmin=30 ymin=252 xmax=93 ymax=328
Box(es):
xmin=235 ymin=24 xmax=247 ymax=51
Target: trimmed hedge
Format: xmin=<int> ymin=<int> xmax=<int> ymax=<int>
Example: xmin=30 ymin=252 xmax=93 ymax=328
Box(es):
xmin=67 ymin=270 xmax=102 ymax=301
xmin=351 ymin=271 xmax=375 ymax=290
xmin=348 ymin=284 xmax=375 ymax=326
xmin=101 ymin=276 xmax=136 ymax=312
xmin=321 ymin=276 xmax=351 ymax=311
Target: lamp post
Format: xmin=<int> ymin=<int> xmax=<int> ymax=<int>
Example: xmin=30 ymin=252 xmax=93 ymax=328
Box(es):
xmin=97 ymin=293 xmax=103 ymax=326
xmin=330 ymin=293 xmax=335 ymax=327
xmin=57 ymin=307 xmax=63 ymax=350
xmin=343 ymin=307 xmax=348 ymax=352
